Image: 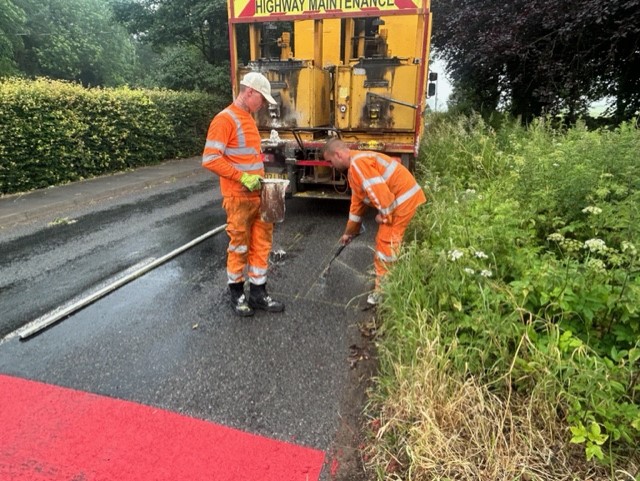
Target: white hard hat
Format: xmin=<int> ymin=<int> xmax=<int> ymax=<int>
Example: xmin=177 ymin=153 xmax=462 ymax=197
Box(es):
xmin=240 ymin=72 xmax=277 ymax=105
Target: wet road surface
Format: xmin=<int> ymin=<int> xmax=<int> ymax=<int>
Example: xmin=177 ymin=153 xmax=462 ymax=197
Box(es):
xmin=0 ymin=172 xmax=378 ymax=480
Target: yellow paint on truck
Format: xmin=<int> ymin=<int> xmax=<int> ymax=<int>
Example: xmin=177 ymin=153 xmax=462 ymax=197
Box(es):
xmin=226 ymin=0 xmax=433 ymax=198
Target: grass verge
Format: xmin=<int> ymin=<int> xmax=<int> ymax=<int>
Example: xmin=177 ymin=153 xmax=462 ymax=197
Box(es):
xmin=365 ymin=113 xmax=640 ymax=480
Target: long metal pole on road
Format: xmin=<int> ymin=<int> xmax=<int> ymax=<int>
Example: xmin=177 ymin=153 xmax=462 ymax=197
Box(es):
xmin=18 ymin=224 xmax=227 ymax=340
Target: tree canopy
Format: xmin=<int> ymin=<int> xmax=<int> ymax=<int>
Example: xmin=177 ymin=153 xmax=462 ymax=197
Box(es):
xmin=0 ymin=0 xmax=26 ymax=76
xmin=112 ymin=0 xmax=229 ymax=67
xmin=2 ymin=0 xmax=135 ymax=86
xmin=431 ymin=0 xmax=640 ymax=122
xmin=111 ymin=0 xmax=231 ymax=92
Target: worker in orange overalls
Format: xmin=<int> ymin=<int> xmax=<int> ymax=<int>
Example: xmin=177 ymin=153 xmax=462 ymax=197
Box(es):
xmin=202 ymin=72 xmax=284 ymax=317
xmin=322 ymin=138 xmax=426 ymax=306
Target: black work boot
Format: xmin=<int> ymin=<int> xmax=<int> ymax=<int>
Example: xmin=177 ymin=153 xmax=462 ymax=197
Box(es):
xmin=249 ymin=283 xmax=284 ymax=312
xmin=229 ymin=282 xmax=254 ymax=317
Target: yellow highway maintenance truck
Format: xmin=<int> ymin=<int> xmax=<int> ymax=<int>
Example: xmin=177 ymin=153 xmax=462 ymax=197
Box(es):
xmin=227 ymin=0 xmax=434 ymax=198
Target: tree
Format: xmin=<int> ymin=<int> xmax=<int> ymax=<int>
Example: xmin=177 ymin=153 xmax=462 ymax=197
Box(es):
xmin=112 ymin=0 xmax=230 ymax=67
xmin=14 ymin=0 xmax=136 ymax=86
xmin=147 ymin=45 xmax=231 ymax=94
xmin=0 ymin=0 xmax=26 ymax=76
xmin=431 ymin=0 xmax=640 ymax=122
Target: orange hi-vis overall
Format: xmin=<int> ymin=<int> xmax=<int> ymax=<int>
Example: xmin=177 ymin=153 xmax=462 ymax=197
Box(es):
xmin=202 ymin=103 xmax=273 ymax=286
xmin=345 ymin=151 xmax=426 ymax=289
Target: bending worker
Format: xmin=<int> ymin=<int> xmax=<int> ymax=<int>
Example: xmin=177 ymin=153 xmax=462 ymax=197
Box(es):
xmin=322 ymin=138 xmax=426 ymax=306
xmin=202 ymin=72 xmax=284 ymax=317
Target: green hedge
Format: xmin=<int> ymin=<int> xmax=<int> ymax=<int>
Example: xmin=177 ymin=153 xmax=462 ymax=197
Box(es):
xmin=0 ymin=78 xmax=229 ymax=194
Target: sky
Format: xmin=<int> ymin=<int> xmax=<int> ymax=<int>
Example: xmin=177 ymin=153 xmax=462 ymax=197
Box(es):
xmin=426 ymin=58 xmax=452 ymax=111
xmin=423 ymin=59 xmax=613 ymax=115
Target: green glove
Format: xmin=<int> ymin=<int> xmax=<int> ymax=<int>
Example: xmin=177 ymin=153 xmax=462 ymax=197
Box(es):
xmin=240 ymin=173 xmax=262 ymax=191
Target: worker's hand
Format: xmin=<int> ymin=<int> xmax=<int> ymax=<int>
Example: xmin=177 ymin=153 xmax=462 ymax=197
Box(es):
xmin=340 ymin=234 xmax=354 ymax=246
xmin=240 ymin=173 xmax=262 ymax=191
xmin=375 ymin=213 xmax=391 ymax=225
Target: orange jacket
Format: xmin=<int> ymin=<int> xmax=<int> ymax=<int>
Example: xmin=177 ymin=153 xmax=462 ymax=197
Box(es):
xmin=202 ymin=103 xmax=264 ymax=198
xmin=345 ymin=151 xmax=426 ymax=235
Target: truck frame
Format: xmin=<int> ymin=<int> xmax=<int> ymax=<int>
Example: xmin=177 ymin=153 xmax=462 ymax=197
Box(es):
xmin=227 ymin=0 xmax=433 ymax=198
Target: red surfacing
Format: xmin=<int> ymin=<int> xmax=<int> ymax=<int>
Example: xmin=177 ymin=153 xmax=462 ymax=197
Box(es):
xmin=0 ymin=374 xmax=325 ymax=481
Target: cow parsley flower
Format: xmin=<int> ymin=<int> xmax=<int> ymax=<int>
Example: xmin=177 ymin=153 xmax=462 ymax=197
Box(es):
xmin=584 ymin=238 xmax=606 ymax=253
xmin=586 ymin=259 xmax=606 ymax=273
xmin=582 ymin=206 xmax=602 ymax=215
xmin=547 ymin=233 xmax=565 ymax=242
xmin=474 ymin=250 xmax=488 ymax=259
xmin=621 ymin=241 xmax=637 ymax=255
xmin=480 ymin=270 xmax=493 ymax=277
xmin=448 ymin=249 xmax=464 ymax=261
xmin=464 ymin=268 xmax=475 ymax=275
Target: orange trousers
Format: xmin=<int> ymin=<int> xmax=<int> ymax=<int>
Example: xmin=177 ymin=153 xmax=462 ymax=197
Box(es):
xmin=373 ymin=207 xmax=416 ymax=289
xmin=222 ymin=196 xmax=273 ymax=286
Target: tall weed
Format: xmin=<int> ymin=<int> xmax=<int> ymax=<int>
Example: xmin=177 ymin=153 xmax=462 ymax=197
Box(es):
xmin=369 ymin=113 xmax=640 ymax=479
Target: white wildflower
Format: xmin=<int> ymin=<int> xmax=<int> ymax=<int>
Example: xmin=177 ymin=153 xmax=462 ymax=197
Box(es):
xmin=464 ymin=268 xmax=475 ymax=275
xmin=586 ymin=259 xmax=606 ymax=273
xmin=584 ymin=238 xmax=607 ymax=253
xmin=465 ymin=189 xmax=476 ymax=195
xmin=547 ymin=233 xmax=565 ymax=242
xmin=582 ymin=206 xmax=602 ymax=215
xmin=600 ymin=173 xmax=614 ymax=179
xmin=448 ymin=249 xmax=464 ymax=261
xmin=552 ymin=163 xmax=560 ymax=167
xmin=474 ymin=250 xmax=488 ymax=259
xmin=480 ymin=270 xmax=493 ymax=277
xmin=621 ymin=241 xmax=637 ymax=255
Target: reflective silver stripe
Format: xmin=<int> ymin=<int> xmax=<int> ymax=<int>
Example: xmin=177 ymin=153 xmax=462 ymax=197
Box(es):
xmin=352 ymin=161 xmax=382 ymax=210
xmin=363 ymin=197 xmax=371 ymax=205
xmin=202 ymin=153 xmax=222 ymax=164
xmin=205 ymin=139 xmax=226 ymax=151
xmin=395 ymin=183 xmax=422 ymax=208
xmin=379 ymin=204 xmax=394 ymax=215
xmin=349 ymin=213 xmax=362 ymax=223
xmin=374 ymin=154 xmax=390 ymax=166
xmin=376 ymin=250 xmax=397 ymax=262
xmin=220 ymin=109 xmax=262 ymax=168
xmin=224 ymin=108 xmax=247 ymax=147
xmin=226 ymin=146 xmax=259 ymax=155
xmin=228 ymin=244 xmax=248 ymax=254
xmin=235 ymin=162 xmax=264 ymax=172
xmin=249 ymin=265 xmax=268 ymax=275
xmin=249 ymin=276 xmax=266 ymax=285
xmin=381 ymin=160 xmax=398 ymax=180
xmin=227 ymin=271 xmax=243 ymax=282
xmin=362 ymin=176 xmax=385 ymax=189
xmin=379 ymin=183 xmax=422 ymax=215
xmin=355 ymin=151 xmax=393 ymax=166
xmin=248 ymin=265 xmax=267 ymax=285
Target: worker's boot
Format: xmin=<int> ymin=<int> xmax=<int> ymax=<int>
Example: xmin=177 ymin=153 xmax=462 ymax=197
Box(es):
xmin=229 ymin=282 xmax=254 ymax=317
xmin=249 ymin=283 xmax=284 ymax=312
xmin=367 ymin=291 xmax=382 ymax=307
